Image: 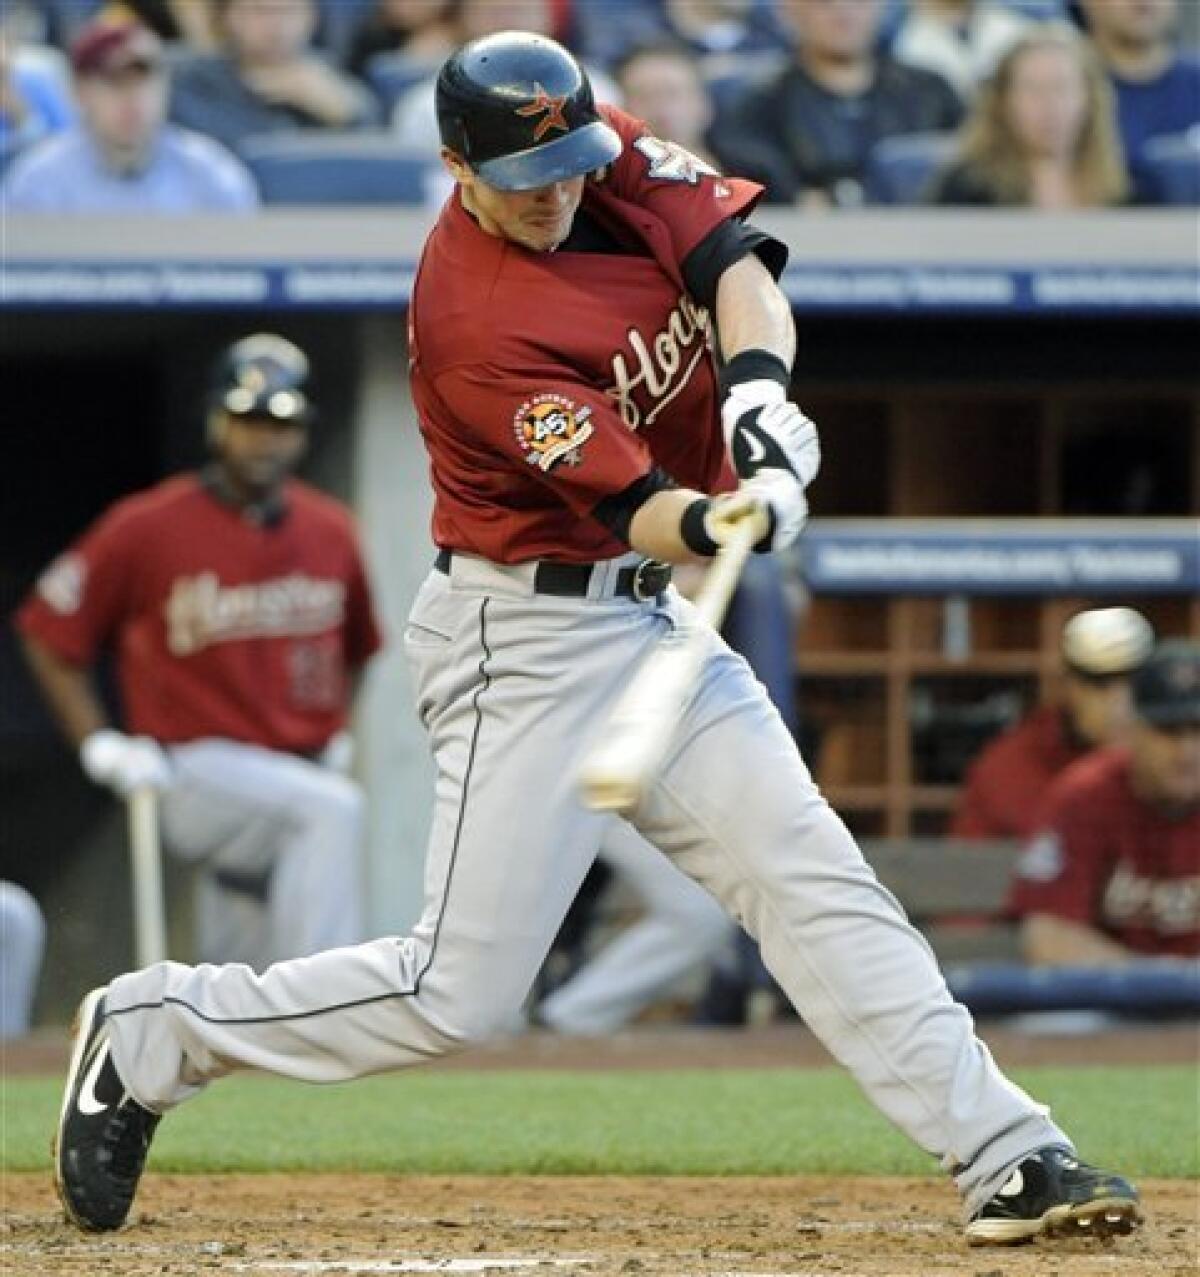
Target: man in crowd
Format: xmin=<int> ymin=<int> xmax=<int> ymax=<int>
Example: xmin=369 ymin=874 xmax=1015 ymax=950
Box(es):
xmin=170 ymin=0 xmax=377 ymax=153
xmin=953 ymin=607 xmax=1154 ymax=839
xmin=891 ymin=0 xmax=1031 ymax=103
xmin=1076 ymin=0 xmax=1200 ymax=200
xmin=18 ymin=334 xmax=382 ymax=971
xmin=711 ymin=0 xmax=963 ymax=205
xmin=1012 ymin=640 xmax=1200 ymax=965
xmin=2 ymin=11 xmax=257 ymax=212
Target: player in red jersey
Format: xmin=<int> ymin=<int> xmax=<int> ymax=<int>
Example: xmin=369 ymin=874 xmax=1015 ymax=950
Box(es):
xmin=1012 ymin=641 xmax=1200 ymax=964
xmin=51 ymin=36 xmax=1140 ymax=1250
xmin=18 ymin=334 xmax=382 ymax=968
xmin=953 ymin=607 xmax=1154 ymax=839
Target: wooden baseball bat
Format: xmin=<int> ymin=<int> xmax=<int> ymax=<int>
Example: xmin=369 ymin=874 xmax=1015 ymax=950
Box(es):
xmin=127 ymin=786 xmax=168 ymax=968
xmin=578 ymin=518 xmax=759 ymax=814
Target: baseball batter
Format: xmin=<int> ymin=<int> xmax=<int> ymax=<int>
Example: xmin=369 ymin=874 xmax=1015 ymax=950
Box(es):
xmin=19 ymin=335 xmax=382 ymax=969
xmin=54 ymin=35 xmax=1141 ymax=1248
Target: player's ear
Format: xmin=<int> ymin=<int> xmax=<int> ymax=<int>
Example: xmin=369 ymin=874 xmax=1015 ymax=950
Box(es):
xmin=206 ymin=409 xmax=228 ymax=452
xmin=440 ymin=147 xmax=470 ymax=185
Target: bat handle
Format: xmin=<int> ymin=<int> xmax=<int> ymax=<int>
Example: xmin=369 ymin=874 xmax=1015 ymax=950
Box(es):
xmin=127 ymin=786 xmax=168 ymax=968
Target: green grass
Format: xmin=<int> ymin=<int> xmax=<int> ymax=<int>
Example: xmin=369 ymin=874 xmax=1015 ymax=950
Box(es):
xmin=3 ymin=1066 xmax=1195 ymax=1178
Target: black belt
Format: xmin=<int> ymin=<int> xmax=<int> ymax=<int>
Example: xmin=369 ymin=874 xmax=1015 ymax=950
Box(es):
xmin=435 ymin=548 xmax=672 ymax=601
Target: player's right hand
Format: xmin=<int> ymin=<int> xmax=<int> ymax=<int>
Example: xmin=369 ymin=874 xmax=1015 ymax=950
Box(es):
xmin=707 ymin=471 xmax=808 ymax=553
xmin=80 ymin=729 xmax=173 ymax=797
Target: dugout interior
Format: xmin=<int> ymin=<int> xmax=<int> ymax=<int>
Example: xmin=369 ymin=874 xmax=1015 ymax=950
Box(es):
xmin=2 ymin=299 xmax=1197 ymax=1019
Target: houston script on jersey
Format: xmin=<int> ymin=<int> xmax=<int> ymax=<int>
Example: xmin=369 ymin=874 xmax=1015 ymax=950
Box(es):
xmin=17 ymin=475 xmax=381 ymax=751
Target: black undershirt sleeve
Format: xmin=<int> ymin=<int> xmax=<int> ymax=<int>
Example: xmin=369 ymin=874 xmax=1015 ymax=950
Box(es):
xmin=591 ymin=466 xmax=677 ymax=545
xmin=681 ymin=220 xmax=789 ymax=314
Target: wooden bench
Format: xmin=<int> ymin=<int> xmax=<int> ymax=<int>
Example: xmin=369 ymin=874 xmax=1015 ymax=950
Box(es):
xmin=860 ymin=838 xmax=1022 ymax=965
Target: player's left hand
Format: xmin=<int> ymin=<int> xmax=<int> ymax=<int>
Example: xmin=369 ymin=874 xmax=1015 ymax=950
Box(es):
xmin=707 ymin=470 xmax=808 ymax=553
xmin=721 ymin=383 xmax=821 ymax=490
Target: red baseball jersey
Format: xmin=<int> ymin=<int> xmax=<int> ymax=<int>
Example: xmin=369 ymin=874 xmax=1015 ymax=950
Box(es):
xmin=951 ymin=705 xmax=1084 ymax=840
xmin=1009 ymin=749 xmax=1200 ymax=956
xmin=17 ymin=475 xmax=382 ymax=751
xmin=409 ymin=105 xmax=757 ymax=564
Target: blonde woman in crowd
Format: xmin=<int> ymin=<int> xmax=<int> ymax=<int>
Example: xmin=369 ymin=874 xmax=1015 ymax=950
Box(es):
xmin=926 ymin=22 xmax=1129 ymax=208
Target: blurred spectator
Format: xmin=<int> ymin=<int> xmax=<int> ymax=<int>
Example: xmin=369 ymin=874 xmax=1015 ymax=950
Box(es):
xmin=711 ymin=0 xmax=963 ymax=206
xmin=0 ymin=881 xmax=45 ymax=1038
xmin=1076 ymin=0 xmax=1200 ymax=201
xmin=1012 ymin=640 xmax=1200 ymax=965
xmin=0 ymin=36 xmax=74 ymax=153
xmin=1 ymin=1 xmax=74 ymax=154
xmin=576 ymin=0 xmax=791 ymax=72
xmin=613 ymin=40 xmax=723 ymax=168
xmin=344 ymin=0 xmax=459 ymax=79
xmin=953 ymin=607 xmax=1154 ymax=839
xmin=2 ymin=13 xmax=258 ymax=212
xmin=392 ymin=0 xmax=618 ymax=153
xmin=892 ymin=0 xmax=1031 ymax=102
xmin=925 ymin=21 xmax=1129 ymax=207
xmin=122 ymin=0 xmax=220 ymax=49
xmin=171 ymin=0 xmax=378 ymax=153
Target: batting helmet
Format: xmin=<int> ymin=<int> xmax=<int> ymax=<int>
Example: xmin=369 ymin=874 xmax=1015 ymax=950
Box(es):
xmin=436 ymin=31 xmax=622 ymax=192
xmin=211 ymin=334 xmax=313 ymax=425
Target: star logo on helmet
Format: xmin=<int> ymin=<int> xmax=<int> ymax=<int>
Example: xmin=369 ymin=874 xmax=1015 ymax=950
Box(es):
xmin=515 ymin=83 xmax=569 ymax=141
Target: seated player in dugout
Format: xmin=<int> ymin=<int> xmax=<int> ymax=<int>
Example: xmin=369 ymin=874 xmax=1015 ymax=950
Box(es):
xmin=1012 ymin=640 xmax=1200 ymax=967
xmin=17 ymin=335 xmax=383 ymax=972
xmin=952 ymin=606 xmax=1155 ymax=840
xmin=51 ymin=34 xmax=1143 ymax=1251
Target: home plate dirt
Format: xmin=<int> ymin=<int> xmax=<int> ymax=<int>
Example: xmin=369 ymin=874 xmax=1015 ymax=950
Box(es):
xmin=4 ymin=1173 xmax=1194 ymax=1276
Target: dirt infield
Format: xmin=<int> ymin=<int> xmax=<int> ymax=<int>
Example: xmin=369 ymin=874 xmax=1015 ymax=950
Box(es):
xmin=4 ymin=1172 xmax=1192 ymax=1276
xmin=5 ymin=1025 xmax=1194 ymax=1274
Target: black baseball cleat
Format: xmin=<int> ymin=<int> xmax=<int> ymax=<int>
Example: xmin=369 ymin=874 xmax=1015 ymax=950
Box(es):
xmin=965 ymin=1146 xmax=1143 ymax=1246
xmin=53 ymin=987 xmax=161 ymax=1231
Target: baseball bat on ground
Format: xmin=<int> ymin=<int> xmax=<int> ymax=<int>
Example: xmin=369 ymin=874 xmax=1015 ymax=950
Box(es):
xmin=578 ymin=517 xmax=759 ymax=814
xmin=126 ymin=786 xmax=168 ymax=967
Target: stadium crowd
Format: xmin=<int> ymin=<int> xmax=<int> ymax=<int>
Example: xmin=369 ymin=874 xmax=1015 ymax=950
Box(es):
xmin=2 ymin=0 xmax=1198 ymax=210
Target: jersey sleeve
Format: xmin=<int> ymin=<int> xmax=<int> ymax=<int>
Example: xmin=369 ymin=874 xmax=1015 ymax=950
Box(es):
xmin=597 ymin=105 xmax=768 ymax=266
xmin=432 ymin=361 xmax=655 ymax=517
xmin=1007 ymin=773 xmax=1116 ymax=926
xmin=14 ymin=506 xmax=138 ymax=664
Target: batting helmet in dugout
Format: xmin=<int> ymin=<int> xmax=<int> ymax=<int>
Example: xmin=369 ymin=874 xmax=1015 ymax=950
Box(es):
xmin=211 ymin=334 xmax=314 ymax=426
xmin=436 ymin=32 xmax=622 ymax=192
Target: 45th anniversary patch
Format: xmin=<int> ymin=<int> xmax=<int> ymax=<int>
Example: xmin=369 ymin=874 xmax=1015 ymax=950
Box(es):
xmin=513 ymin=393 xmax=594 ymax=472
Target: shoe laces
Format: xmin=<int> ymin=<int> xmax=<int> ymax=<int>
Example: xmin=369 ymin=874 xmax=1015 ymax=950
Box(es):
xmin=102 ymin=1099 xmax=159 ymax=1184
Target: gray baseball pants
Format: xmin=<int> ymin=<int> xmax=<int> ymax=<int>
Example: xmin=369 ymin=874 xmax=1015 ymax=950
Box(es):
xmin=105 ymin=554 xmax=1069 ymax=1215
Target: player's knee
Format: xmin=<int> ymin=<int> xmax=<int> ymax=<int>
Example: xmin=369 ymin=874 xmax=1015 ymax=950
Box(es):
xmin=417 ymin=989 xmax=522 ymax=1052
xmin=297 ymin=774 xmax=365 ymax=840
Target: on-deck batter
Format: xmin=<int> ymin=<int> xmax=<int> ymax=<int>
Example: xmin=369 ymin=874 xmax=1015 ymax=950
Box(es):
xmin=19 ymin=335 xmax=382 ymax=968
xmin=53 ymin=33 xmax=1142 ymax=1249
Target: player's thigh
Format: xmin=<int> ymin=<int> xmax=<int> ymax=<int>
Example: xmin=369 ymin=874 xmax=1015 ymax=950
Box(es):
xmin=631 ymin=639 xmax=859 ymax=892
xmin=404 ymin=587 xmax=646 ymax=1025
xmin=598 ymin=819 xmax=727 ymax=920
xmin=160 ymin=740 xmax=332 ymax=864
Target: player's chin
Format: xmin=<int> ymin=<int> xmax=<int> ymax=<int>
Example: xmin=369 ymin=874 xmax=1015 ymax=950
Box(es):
xmin=518 ymin=220 xmax=570 ymax=252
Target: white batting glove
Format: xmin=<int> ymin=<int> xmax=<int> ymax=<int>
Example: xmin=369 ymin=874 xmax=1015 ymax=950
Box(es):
xmin=80 ymin=729 xmax=172 ymax=797
xmin=318 ymin=729 xmax=355 ymax=775
xmin=721 ymin=385 xmax=821 ymax=491
xmin=707 ymin=471 xmax=808 ymax=553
